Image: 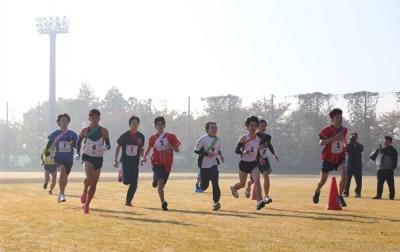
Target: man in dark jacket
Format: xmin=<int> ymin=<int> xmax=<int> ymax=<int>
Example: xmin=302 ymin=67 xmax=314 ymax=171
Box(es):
xmin=343 ymin=133 xmax=364 ymax=198
xmin=370 ymin=136 xmax=398 ymax=200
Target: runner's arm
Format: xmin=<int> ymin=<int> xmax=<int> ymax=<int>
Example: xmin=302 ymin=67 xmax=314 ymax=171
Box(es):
xmin=45 ymin=139 xmax=53 ymax=155
xmin=76 ymin=137 xmax=83 ymax=156
xmin=102 ymin=128 xmax=111 ymax=150
xmin=235 ymin=136 xmax=246 ymax=154
xmin=114 ymin=145 xmax=121 ymax=167
xmin=268 ymin=142 xmax=276 ymax=156
xmin=319 ymin=135 xmax=339 ymax=146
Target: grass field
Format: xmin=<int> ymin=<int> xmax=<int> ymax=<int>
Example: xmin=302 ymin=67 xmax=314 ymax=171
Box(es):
xmin=0 ymin=173 xmax=399 ymax=252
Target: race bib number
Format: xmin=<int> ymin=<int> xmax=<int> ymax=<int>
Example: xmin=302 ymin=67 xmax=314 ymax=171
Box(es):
xmin=331 ymin=140 xmax=344 ymax=154
xmin=58 ymin=141 xmax=72 ymax=153
xmin=155 ymin=138 xmax=170 ymax=151
xmin=126 ymin=145 xmax=138 ymax=157
xmin=85 ymin=143 xmax=104 ymax=156
xmin=259 ymin=147 xmax=268 ymax=158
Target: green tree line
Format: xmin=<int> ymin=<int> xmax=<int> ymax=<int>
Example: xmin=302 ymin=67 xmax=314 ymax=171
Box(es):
xmin=0 ymin=84 xmax=399 ymax=174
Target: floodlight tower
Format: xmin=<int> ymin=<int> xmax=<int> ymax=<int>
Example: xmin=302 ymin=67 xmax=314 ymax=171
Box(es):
xmin=36 ymin=16 xmax=69 ymax=132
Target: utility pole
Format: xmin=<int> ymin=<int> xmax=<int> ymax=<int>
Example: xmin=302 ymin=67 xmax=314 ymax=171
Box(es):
xmin=36 ymin=16 xmax=69 ymax=133
xmin=270 ymin=94 xmax=275 ymax=135
xmin=4 ymin=102 xmax=10 ymax=168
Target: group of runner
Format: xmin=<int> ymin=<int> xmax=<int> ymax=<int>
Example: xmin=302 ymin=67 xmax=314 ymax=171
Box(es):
xmin=41 ymin=107 xmax=349 ymax=214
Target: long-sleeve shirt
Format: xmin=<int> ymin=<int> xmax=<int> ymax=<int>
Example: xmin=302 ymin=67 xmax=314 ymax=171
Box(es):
xmin=346 ymin=141 xmax=363 ymax=167
xmin=370 ymin=146 xmax=398 ymax=170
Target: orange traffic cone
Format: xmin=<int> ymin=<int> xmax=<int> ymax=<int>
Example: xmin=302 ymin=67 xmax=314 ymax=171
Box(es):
xmin=251 ymin=184 xmax=257 ymax=200
xmin=326 ymin=176 xmax=342 ymax=210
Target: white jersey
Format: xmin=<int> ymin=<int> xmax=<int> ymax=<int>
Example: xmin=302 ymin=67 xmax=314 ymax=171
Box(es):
xmin=153 ymin=132 xmax=171 ymax=152
xmin=240 ymin=133 xmax=261 ymax=162
xmin=195 ymin=135 xmax=222 ymax=168
xmin=83 ymin=137 xmax=105 ymax=157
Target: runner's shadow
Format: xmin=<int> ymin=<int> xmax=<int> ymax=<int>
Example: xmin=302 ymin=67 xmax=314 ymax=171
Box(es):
xmin=53 ymin=194 xmax=80 ymax=198
xmin=98 ymin=214 xmax=195 ymax=226
xmin=65 ymin=206 xmax=144 ymax=216
xmin=266 ymin=207 xmax=400 ymax=222
xmin=219 ymin=207 xmax=397 ymax=222
xmin=141 ymin=207 xmax=254 ymax=219
xmin=250 ymin=211 xmax=376 ymax=223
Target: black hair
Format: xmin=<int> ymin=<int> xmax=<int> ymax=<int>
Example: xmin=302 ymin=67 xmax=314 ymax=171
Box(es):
xmin=129 ymin=115 xmax=140 ymax=126
xmin=89 ymin=109 xmax=101 ymax=117
xmin=384 ymin=136 xmax=393 ymax=143
xmin=205 ymin=121 xmax=217 ymax=132
xmin=245 ymin=116 xmax=259 ymax=127
xmin=56 ymin=113 xmax=71 ymax=124
xmin=259 ymin=119 xmax=267 ymax=125
xmin=329 ymin=108 xmax=343 ymax=119
xmin=154 ymin=116 xmax=166 ymax=126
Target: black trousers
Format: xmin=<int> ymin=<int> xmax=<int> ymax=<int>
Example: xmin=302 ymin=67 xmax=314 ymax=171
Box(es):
xmin=200 ymin=166 xmax=220 ymax=203
xmin=376 ymin=169 xmax=395 ymax=198
xmin=345 ymin=164 xmax=362 ymax=194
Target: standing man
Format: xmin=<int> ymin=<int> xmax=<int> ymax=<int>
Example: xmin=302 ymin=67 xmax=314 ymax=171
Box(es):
xmin=370 ymin=136 xmax=398 ymax=200
xmin=343 ymin=133 xmax=364 ymax=198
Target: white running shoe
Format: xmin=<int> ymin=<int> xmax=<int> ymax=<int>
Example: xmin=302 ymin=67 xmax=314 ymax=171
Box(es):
xmin=59 ymin=194 xmax=66 ymax=202
xmin=264 ymin=196 xmax=272 ymax=204
xmin=230 ymin=186 xmax=239 ymax=198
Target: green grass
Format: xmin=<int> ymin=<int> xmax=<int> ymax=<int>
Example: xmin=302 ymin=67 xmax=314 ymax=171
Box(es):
xmin=0 ymin=174 xmax=399 ymax=251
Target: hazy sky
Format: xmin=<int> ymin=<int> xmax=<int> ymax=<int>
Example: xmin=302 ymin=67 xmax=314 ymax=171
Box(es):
xmin=1 ymin=0 xmax=399 ymax=121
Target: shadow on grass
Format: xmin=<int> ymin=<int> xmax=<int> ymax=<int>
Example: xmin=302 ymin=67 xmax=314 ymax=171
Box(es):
xmin=141 ymin=207 xmax=254 ymax=219
xmin=216 ymin=207 xmax=400 ymax=223
xmin=53 ymin=194 xmax=80 ymax=198
xmin=65 ymin=206 xmax=194 ymax=226
xmin=266 ymin=207 xmax=400 ymax=222
xmin=98 ymin=214 xmax=195 ymax=226
xmin=65 ymin=206 xmax=144 ymax=216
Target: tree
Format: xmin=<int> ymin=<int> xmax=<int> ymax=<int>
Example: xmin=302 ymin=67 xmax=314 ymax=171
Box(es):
xmin=344 ymin=91 xmax=379 ymax=165
xmin=377 ymin=111 xmax=400 ymax=140
xmin=395 ymin=92 xmax=400 ymax=104
xmin=201 ymin=95 xmax=247 ymax=171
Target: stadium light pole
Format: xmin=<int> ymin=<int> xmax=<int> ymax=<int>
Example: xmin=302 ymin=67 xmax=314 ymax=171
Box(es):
xmin=36 ymin=16 xmax=69 ymax=133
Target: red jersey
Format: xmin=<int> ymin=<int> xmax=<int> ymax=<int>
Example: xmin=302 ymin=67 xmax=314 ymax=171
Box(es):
xmin=148 ymin=132 xmax=181 ymax=172
xmin=319 ymin=125 xmax=347 ymax=164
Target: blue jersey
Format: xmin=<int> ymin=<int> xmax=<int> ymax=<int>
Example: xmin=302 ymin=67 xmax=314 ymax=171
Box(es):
xmin=48 ymin=130 xmax=78 ymax=162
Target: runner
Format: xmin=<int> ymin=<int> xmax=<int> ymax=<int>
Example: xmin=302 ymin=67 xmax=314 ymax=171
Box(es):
xmin=45 ymin=113 xmax=78 ymax=202
xmin=194 ymin=121 xmax=224 ymax=211
xmin=141 ymin=116 xmax=181 ymax=211
xmin=40 ymin=145 xmax=57 ymax=195
xmin=230 ymin=116 xmax=266 ymax=210
xmin=313 ymin=108 xmax=348 ymax=207
xmin=76 ymin=109 xmax=111 ymax=214
xmin=245 ymin=119 xmax=279 ymax=204
xmin=114 ymin=115 xmax=145 ymax=207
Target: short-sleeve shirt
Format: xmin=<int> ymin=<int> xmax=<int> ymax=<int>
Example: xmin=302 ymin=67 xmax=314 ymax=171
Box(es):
xmin=117 ymin=130 xmax=145 ymax=167
xmin=319 ymin=125 xmax=348 ymax=164
xmin=195 ymin=135 xmax=222 ymax=168
xmin=48 ymin=130 xmax=78 ymax=162
xmin=148 ymin=132 xmax=181 ymax=172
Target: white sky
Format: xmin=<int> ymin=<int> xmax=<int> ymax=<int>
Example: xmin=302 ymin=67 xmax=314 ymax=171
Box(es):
xmin=0 ymin=0 xmax=399 ymax=121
